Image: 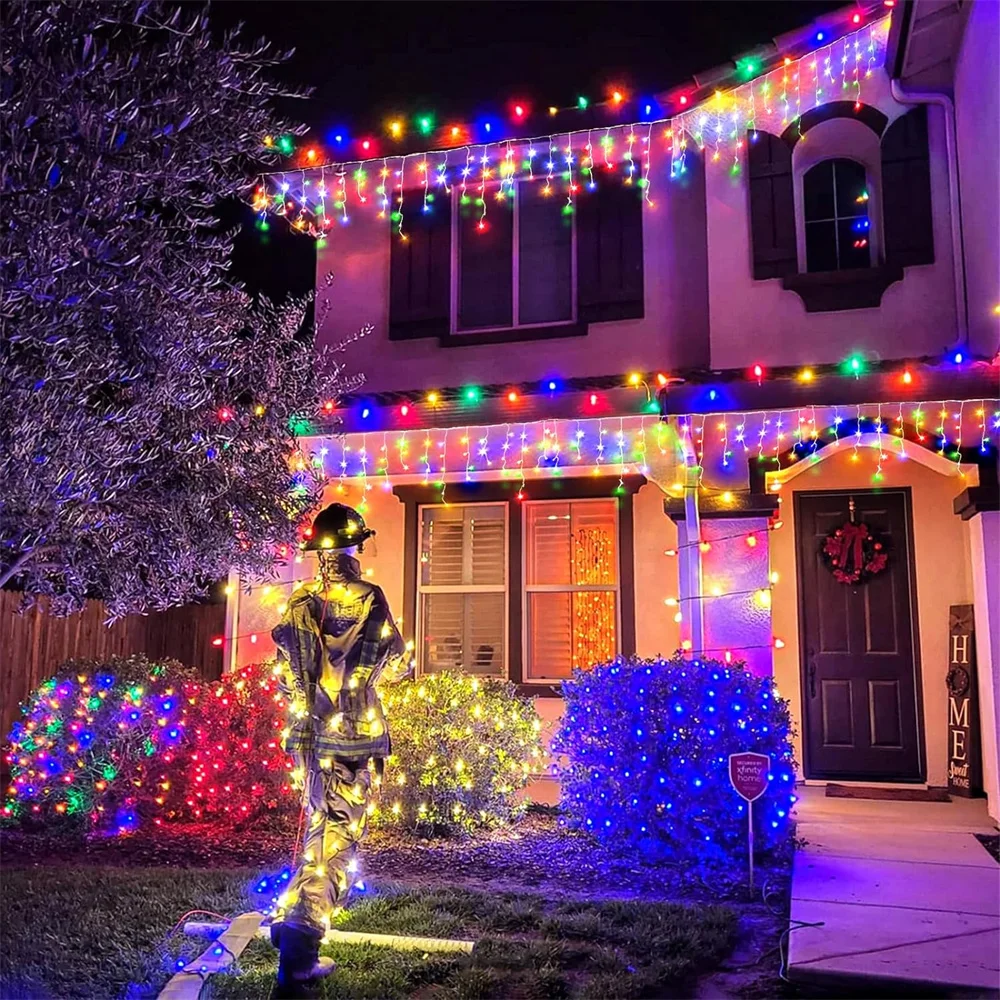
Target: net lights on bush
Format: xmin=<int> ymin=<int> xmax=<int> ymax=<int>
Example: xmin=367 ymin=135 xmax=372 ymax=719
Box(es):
xmin=3 ymin=659 xmax=294 ymax=834
xmin=255 ymin=17 xmax=890 ymax=237
xmin=373 ymin=672 xmax=544 ymax=834
xmin=553 ymin=655 xmax=797 ymax=860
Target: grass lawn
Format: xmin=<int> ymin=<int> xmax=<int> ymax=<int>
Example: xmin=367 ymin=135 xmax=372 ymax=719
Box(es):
xmin=0 ymin=868 xmax=736 ymax=1000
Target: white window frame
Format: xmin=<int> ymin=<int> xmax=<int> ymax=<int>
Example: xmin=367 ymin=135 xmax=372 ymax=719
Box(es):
xmin=521 ymin=497 xmax=622 ymax=683
xmin=449 ymin=177 xmax=578 ymax=335
xmin=415 ymin=501 xmax=509 ymax=678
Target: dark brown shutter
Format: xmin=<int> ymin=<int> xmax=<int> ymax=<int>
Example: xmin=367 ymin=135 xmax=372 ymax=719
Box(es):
xmin=881 ymin=106 xmax=934 ymax=268
xmin=389 ymin=191 xmax=452 ymax=340
xmin=747 ymin=131 xmax=796 ymax=279
xmin=576 ymin=182 xmax=644 ymax=323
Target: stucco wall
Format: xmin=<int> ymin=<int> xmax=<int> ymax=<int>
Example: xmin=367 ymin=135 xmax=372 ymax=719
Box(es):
xmin=768 ymin=446 xmax=974 ymax=787
xmin=706 ymin=69 xmax=958 ymax=369
xmin=316 ymin=150 xmax=710 ymax=395
xmin=954 ymin=0 xmax=1000 ymax=359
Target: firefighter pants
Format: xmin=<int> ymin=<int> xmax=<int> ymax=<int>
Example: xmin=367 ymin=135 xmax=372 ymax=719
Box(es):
xmin=278 ymin=752 xmax=373 ymax=935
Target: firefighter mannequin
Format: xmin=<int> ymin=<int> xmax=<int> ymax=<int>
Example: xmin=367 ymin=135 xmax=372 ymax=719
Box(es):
xmin=269 ymin=502 xmax=409 ymax=996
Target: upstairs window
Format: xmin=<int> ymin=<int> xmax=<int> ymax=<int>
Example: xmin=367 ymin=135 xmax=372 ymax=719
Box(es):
xmin=417 ymin=504 xmax=507 ymax=676
xmin=524 ymin=499 xmax=619 ymax=681
xmin=802 ymin=158 xmax=871 ymax=272
xmin=457 ymin=181 xmax=574 ymax=333
xmin=389 ymin=180 xmax=642 ymax=342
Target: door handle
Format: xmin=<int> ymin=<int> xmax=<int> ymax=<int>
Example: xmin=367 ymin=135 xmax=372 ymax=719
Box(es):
xmin=808 ymin=649 xmax=817 ymax=698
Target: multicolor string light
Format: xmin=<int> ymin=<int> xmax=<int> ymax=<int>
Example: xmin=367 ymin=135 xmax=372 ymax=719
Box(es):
xmin=253 ymin=17 xmax=891 ymax=238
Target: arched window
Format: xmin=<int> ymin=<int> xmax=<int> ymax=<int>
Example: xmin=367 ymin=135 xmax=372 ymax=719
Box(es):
xmin=802 ymin=158 xmax=871 ymax=272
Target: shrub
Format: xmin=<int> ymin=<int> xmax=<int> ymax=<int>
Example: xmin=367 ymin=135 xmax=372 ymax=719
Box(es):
xmin=553 ymin=655 xmax=797 ymax=860
xmin=150 ymin=661 xmax=295 ymax=824
xmin=3 ymin=655 xmax=196 ymax=833
xmin=375 ymin=673 xmax=545 ymax=835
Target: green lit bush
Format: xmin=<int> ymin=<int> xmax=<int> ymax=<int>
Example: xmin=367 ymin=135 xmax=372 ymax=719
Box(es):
xmin=374 ymin=672 xmax=545 ymax=835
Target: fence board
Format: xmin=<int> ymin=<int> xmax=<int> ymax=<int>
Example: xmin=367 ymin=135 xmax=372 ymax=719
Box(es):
xmin=0 ymin=592 xmax=225 ymax=741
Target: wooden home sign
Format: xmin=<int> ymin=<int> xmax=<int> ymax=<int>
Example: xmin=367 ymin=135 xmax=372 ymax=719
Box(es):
xmin=946 ymin=605 xmax=982 ymax=797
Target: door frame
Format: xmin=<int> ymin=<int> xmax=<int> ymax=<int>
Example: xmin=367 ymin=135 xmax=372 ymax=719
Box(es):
xmin=793 ymin=486 xmax=927 ymax=782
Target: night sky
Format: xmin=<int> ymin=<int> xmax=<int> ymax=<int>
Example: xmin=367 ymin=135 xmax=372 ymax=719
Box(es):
xmin=220 ymin=0 xmax=843 ymax=298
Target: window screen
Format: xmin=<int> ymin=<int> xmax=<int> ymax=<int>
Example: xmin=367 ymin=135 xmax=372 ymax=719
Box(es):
xmin=803 ymin=158 xmax=871 ymax=272
xmin=418 ymin=505 xmax=506 ymax=675
xmin=524 ymin=500 xmax=618 ymax=680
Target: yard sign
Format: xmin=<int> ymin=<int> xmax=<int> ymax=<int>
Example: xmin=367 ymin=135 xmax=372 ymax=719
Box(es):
xmin=729 ymin=751 xmax=770 ymax=888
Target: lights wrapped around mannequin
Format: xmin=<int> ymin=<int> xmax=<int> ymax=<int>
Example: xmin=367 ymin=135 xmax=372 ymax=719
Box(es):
xmin=553 ymin=655 xmax=797 ymax=860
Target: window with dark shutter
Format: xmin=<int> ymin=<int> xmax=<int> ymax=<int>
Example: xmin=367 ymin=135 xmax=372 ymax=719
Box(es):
xmin=881 ymin=106 xmax=934 ymax=268
xmin=747 ymin=131 xmax=796 ymax=279
xmin=576 ymin=182 xmax=644 ymax=322
xmin=388 ymin=192 xmax=451 ymax=341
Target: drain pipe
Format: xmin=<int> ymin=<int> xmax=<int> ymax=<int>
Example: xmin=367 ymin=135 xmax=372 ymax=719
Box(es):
xmin=889 ymin=79 xmax=969 ymax=352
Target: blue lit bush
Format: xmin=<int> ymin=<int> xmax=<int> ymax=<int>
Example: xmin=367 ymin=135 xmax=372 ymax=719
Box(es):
xmin=553 ymin=655 xmax=797 ymax=860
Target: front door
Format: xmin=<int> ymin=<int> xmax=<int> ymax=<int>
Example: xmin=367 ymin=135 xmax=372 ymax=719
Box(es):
xmin=795 ymin=489 xmax=923 ymax=781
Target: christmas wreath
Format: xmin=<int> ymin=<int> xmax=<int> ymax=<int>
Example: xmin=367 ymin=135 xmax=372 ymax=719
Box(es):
xmin=821 ymin=521 xmax=889 ymax=584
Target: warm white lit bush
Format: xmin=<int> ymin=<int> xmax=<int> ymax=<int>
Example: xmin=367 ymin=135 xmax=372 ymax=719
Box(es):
xmin=373 ymin=673 xmax=544 ymax=835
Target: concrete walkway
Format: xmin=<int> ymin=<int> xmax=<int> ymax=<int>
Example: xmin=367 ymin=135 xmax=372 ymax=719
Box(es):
xmin=788 ymin=786 xmax=1000 ymax=995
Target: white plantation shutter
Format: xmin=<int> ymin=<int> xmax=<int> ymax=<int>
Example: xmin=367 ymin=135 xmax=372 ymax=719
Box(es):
xmin=418 ymin=505 xmax=506 ymax=676
xmin=525 ymin=499 xmax=619 ymax=681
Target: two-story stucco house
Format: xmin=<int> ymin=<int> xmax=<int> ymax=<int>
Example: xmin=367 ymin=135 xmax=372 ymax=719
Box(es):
xmin=231 ymin=1 xmax=1000 ymax=819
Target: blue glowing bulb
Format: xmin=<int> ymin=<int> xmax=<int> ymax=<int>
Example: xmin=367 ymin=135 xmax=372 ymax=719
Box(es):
xmin=953 ymin=351 xmax=964 ymax=364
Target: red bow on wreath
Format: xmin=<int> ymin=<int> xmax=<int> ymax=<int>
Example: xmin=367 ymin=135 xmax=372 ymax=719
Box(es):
xmin=822 ymin=521 xmax=889 ymax=584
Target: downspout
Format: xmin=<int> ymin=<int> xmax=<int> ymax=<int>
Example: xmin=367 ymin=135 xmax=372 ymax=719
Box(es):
xmin=889 ymin=79 xmax=969 ymax=352
xmin=683 ymin=456 xmax=705 ymax=656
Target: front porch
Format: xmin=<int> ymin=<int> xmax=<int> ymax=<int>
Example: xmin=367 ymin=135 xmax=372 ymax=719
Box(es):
xmin=788 ymin=785 xmax=999 ymax=995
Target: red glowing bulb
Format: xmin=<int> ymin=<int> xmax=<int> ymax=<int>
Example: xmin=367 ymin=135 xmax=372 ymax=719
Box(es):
xmin=514 ymin=104 xmax=525 ymax=118
xmin=400 ymin=404 xmax=409 ymax=416
xmin=322 ymin=400 xmax=335 ymax=413
xmin=679 ymin=95 xmax=688 ymax=106
xmin=656 ymin=372 xmax=668 ymax=386
xmin=612 ymin=90 xmax=624 ymax=105
xmin=211 ymin=637 xmax=223 ymax=648
xmin=902 ymin=370 xmax=913 ymax=385
xmin=362 ymin=139 xmax=371 ymax=151
xmin=306 ymin=148 xmax=317 ymax=161
xmin=507 ymin=390 xmax=518 ymax=403
xmin=589 ymin=393 xmax=598 ymax=406
xmin=852 ymin=12 xmax=861 ymax=23
xmin=752 ymin=364 xmax=764 ymax=381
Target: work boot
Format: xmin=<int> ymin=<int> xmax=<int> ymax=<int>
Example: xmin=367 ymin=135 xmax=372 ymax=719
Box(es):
xmin=270 ymin=922 xmax=335 ymax=999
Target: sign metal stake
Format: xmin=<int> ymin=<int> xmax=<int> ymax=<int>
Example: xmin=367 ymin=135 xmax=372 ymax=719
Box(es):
xmin=729 ymin=751 xmax=771 ymax=890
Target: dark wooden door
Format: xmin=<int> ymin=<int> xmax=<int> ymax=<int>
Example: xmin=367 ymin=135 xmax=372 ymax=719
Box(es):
xmin=796 ymin=490 xmax=923 ymax=781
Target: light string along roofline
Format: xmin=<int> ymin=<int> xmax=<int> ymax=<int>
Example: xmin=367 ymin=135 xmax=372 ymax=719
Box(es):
xmin=254 ymin=18 xmax=891 ymax=234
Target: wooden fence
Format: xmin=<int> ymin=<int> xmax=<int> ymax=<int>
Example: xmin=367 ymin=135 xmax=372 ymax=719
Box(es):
xmin=0 ymin=591 xmax=226 ymax=741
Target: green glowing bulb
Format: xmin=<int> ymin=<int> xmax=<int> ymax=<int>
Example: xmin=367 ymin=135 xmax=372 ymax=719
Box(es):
xmin=464 ymin=387 xmax=480 ymax=403
xmin=418 ymin=116 xmax=433 ymax=135
xmin=577 ymin=96 xmax=589 ymax=110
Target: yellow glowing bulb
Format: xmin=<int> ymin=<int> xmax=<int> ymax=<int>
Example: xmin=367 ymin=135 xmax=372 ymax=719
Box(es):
xmin=628 ymin=372 xmax=641 ymax=385
xmin=755 ymin=588 xmax=772 ymax=609
xmin=721 ymin=491 xmax=733 ymax=503
xmin=770 ymin=571 xmax=780 ymax=585
xmin=223 ymin=583 xmax=234 ymax=596
xmin=799 ymin=368 xmax=814 ymax=382
xmin=664 ymin=597 xmax=678 ymax=606
xmin=389 ymin=121 xmax=402 ymax=137
xmin=710 ymin=585 xmax=722 ymax=597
